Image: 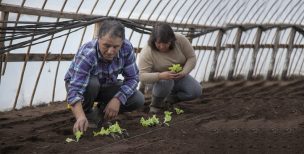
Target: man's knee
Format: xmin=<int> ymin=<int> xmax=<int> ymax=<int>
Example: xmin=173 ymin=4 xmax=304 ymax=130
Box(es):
xmin=86 ymin=76 xmax=100 ymax=92
xmin=132 ymin=90 xmax=145 ymax=107
xmin=122 ymin=90 xmax=145 ymax=111
xmin=82 ymin=76 xmax=100 ymax=112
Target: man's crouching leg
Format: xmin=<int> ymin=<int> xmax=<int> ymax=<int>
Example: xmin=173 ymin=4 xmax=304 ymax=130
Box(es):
xmin=120 ymin=90 xmax=145 ymax=112
xmin=83 ymin=76 xmax=102 ymax=128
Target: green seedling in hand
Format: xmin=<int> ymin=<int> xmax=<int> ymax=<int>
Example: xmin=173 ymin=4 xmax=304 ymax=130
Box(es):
xmin=75 ymin=131 xmax=83 ymax=142
xmin=66 ymin=131 xmax=83 ymax=143
xmin=168 ymin=64 xmax=183 ymax=73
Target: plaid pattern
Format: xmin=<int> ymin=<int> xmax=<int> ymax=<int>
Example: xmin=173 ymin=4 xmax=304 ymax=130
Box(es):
xmin=64 ymin=39 xmax=139 ymax=105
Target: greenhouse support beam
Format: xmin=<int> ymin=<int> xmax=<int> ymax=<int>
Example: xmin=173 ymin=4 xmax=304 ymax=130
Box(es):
xmin=0 ymin=4 xmax=218 ymax=30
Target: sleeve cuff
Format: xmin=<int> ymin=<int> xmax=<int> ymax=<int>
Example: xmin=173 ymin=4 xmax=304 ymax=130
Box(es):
xmin=114 ymin=91 xmax=127 ymax=105
xmin=68 ymin=96 xmax=83 ymax=106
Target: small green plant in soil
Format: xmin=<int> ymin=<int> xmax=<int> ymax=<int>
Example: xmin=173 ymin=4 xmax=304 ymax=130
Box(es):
xmin=174 ymin=107 xmax=184 ymax=115
xmin=163 ymin=111 xmax=172 ymax=126
xmin=93 ymin=122 xmax=125 ymax=136
xmin=140 ymin=115 xmax=160 ymax=127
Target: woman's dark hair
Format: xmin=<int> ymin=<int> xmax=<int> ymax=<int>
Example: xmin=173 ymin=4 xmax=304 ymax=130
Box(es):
xmin=148 ymin=23 xmax=176 ymax=51
xmin=98 ymin=20 xmax=125 ymax=39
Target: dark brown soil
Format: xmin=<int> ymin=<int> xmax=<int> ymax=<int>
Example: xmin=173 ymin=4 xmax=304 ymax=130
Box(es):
xmin=1 ymin=79 xmax=304 ymax=154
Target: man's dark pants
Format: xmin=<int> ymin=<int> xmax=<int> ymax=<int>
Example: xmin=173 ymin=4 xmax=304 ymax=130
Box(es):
xmin=66 ymin=76 xmax=144 ymax=114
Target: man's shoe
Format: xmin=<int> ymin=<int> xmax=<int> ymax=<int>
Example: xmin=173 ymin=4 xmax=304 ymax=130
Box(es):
xmin=86 ymin=108 xmax=104 ymax=128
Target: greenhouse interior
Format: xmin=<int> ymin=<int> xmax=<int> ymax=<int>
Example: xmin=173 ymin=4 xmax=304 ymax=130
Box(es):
xmin=1 ymin=0 xmax=304 ymax=153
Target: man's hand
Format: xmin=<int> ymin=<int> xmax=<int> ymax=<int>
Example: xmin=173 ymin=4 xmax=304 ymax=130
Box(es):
xmin=104 ymin=97 xmax=121 ymax=120
xmin=73 ymin=115 xmax=88 ymax=133
xmin=71 ymin=102 xmax=88 ymax=133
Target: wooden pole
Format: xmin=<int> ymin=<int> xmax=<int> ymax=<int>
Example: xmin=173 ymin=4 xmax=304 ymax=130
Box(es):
xmin=228 ymin=28 xmax=242 ymax=80
xmin=282 ymin=27 xmax=296 ymax=79
xmin=12 ymin=0 xmax=27 ymax=110
xmin=93 ymin=22 xmax=101 ymax=39
xmin=267 ymin=28 xmax=281 ymax=79
xmin=1 ymin=12 xmax=9 ymax=77
xmin=248 ymin=27 xmax=262 ymax=79
xmin=0 ymin=11 xmax=4 ymax=84
xmin=209 ymin=29 xmax=224 ymax=81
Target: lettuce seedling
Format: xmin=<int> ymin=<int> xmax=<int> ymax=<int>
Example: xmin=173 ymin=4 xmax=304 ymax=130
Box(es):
xmin=93 ymin=122 xmax=125 ymax=136
xmin=174 ymin=107 xmax=184 ymax=115
xmin=163 ymin=111 xmax=172 ymax=126
xmin=107 ymin=122 xmax=124 ymax=134
xmin=168 ymin=64 xmax=183 ymax=73
xmin=93 ymin=127 xmax=110 ymax=136
xmin=66 ymin=130 xmax=83 ymax=143
xmin=75 ymin=131 xmax=83 ymax=141
xmin=140 ymin=115 xmax=160 ymax=127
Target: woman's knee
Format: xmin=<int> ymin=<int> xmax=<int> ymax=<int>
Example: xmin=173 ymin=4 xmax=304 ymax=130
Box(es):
xmin=181 ymin=90 xmax=201 ymax=101
xmin=191 ymin=82 xmax=202 ymax=98
xmin=194 ymin=83 xmax=203 ymax=97
xmin=152 ymin=79 xmax=174 ymax=97
xmin=177 ymin=82 xmax=202 ymax=101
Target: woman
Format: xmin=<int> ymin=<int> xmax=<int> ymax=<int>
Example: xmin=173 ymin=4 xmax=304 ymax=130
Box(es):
xmin=138 ymin=23 xmax=202 ymax=113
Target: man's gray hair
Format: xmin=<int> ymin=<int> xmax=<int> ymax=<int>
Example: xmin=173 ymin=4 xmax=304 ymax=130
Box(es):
xmin=98 ymin=20 xmax=125 ymax=39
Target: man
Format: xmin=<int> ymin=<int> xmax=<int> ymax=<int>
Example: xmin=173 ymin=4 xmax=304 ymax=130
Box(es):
xmin=65 ymin=20 xmax=144 ymax=133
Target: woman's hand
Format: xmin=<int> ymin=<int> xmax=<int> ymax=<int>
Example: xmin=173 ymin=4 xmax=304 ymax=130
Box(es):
xmin=158 ymin=71 xmax=179 ymax=80
xmin=174 ymin=72 xmax=186 ymax=79
xmin=159 ymin=71 xmax=186 ymax=80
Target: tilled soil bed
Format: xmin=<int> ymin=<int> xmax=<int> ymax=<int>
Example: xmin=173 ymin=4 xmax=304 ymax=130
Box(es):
xmin=1 ymin=79 xmax=304 ymax=154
